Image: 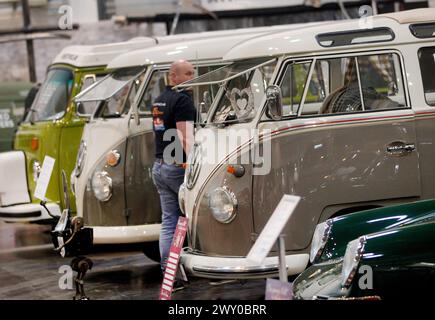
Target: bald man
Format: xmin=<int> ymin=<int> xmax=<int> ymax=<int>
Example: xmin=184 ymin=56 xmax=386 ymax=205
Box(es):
xmin=151 ymin=60 xmax=195 ymax=275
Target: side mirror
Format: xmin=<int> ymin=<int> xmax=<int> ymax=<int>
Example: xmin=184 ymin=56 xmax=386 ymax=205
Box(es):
xmin=266 ymin=85 xmax=283 ymax=121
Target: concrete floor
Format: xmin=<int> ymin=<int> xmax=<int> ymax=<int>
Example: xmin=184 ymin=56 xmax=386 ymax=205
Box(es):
xmin=0 ymin=221 xmax=266 ymax=300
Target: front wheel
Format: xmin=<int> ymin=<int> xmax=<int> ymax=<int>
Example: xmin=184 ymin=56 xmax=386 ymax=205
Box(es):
xmin=142 ymin=241 xmax=161 ymax=263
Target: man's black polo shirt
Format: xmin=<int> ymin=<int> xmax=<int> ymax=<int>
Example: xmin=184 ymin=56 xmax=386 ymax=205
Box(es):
xmin=152 ymin=86 xmax=196 ymax=162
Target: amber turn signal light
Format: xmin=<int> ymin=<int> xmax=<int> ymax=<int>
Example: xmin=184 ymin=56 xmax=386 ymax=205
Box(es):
xmin=227 ymin=165 xmax=245 ymax=178
xmin=30 ymin=137 xmax=39 ymax=151
xmin=106 ymin=150 xmax=121 ymax=167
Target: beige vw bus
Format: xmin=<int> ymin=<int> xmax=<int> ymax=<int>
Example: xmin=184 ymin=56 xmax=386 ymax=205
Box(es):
xmin=177 ymin=9 xmax=435 ymax=279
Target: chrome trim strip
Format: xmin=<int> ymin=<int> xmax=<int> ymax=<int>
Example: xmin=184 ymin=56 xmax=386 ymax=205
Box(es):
xmin=192 ymin=264 xmax=282 ymax=274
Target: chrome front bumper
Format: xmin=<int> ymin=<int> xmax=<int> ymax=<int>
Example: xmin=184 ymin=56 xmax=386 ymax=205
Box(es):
xmin=180 ymin=248 xmax=309 ymax=279
xmin=0 ymin=202 xmax=61 ymax=222
xmin=91 ymin=223 xmax=161 ymax=244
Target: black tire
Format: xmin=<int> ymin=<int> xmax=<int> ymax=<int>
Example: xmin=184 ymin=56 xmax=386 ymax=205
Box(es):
xmin=142 ymin=241 xmax=161 ymax=263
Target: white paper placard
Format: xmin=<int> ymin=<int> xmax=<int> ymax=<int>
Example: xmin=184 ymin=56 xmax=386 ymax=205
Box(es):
xmin=265 ymin=278 xmax=293 ymax=300
xmin=34 ymin=156 xmax=56 ymax=201
xmin=246 ymin=194 xmax=300 ymax=265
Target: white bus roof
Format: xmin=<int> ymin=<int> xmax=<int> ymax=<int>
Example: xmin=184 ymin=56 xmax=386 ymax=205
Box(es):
xmin=52 ymin=37 xmax=158 ymax=67
xmin=52 ymin=24 xmax=319 ymax=68
xmin=107 ymin=23 xmax=323 ymax=69
xmin=223 ymin=9 xmax=435 ymax=61
xmin=153 ymin=24 xmax=320 ymax=45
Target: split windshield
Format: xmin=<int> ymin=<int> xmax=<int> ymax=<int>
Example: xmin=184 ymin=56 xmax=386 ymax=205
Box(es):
xmin=25 ymin=68 xmax=73 ymax=122
xmin=176 ymin=58 xmax=277 ymax=125
xmin=212 ymin=59 xmax=277 ymax=124
xmin=75 ymin=67 xmax=145 ymax=118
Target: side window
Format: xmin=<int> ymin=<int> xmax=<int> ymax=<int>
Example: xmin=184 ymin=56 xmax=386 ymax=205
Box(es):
xmin=358 ymin=54 xmax=404 ymax=110
xmin=418 ymin=47 xmax=435 ymax=106
xmin=279 ymin=62 xmax=312 ymax=116
xmin=316 ymin=57 xmax=361 ymax=114
xmin=300 ymin=53 xmax=406 ymax=116
xmin=194 ymin=66 xmax=221 ymax=121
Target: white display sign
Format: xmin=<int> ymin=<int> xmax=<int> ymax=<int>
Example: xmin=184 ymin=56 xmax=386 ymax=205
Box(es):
xmin=246 ymin=194 xmax=300 ymax=265
xmin=34 ymin=156 xmax=55 ymax=201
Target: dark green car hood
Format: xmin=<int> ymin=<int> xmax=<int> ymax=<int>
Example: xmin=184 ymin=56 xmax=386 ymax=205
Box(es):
xmin=296 ymin=220 xmax=435 ymax=300
xmin=318 ymin=199 xmax=435 ymax=262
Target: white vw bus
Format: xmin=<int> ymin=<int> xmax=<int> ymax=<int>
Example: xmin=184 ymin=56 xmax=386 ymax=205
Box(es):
xmin=177 ymin=9 xmax=435 ymax=279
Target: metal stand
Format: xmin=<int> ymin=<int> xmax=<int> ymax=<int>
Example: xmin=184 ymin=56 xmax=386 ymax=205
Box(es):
xmin=277 ymin=234 xmax=287 ymax=282
xmin=71 ymin=256 xmax=93 ymax=300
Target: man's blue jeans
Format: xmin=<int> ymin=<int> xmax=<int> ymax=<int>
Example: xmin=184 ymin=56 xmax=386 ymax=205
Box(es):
xmin=152 ymin=160 xmax=185 ymax=271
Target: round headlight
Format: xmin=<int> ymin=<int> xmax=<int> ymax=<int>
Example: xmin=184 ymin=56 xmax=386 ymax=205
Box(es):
xmin=91 ymin=171 xmax=112 ymax=202
xmin=310 ymin=220 xmax=332 ymax=263
xmin=341 ymin=237 xmax=366 ymax=288
xmin=208 ymin=186 xmax=237 ymax=224
xmin=178 ymin=183 xmax=186 ymax=215
xmin=75 ymin=141 xmax=86 ymax=177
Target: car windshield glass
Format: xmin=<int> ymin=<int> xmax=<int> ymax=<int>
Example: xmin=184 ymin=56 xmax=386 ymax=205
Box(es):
xmin=25 ymin=68 xmax=73 ymax=122
xmin=75 ymin=67 xmax=143 ymax=102
xmin=93 ymin=73 xmax=145 ymax=119
xmin=176 ymin=57 xmax=275 ymax=87
xmin=210 ymin=58 xmax=277 ymax=124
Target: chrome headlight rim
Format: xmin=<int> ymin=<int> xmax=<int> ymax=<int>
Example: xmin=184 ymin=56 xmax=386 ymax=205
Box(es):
xmin=310 ymin=219 xmax=333 ymax=263
xmin=91 ymin=170 xmax=113 ymax=202
xmin=341 ymin=236 xmax=366 ymax=288
xmin=208 ymin=186 xmax=238 ymax=224
xmin=75 ymin=140 xmax=87 ymax=178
